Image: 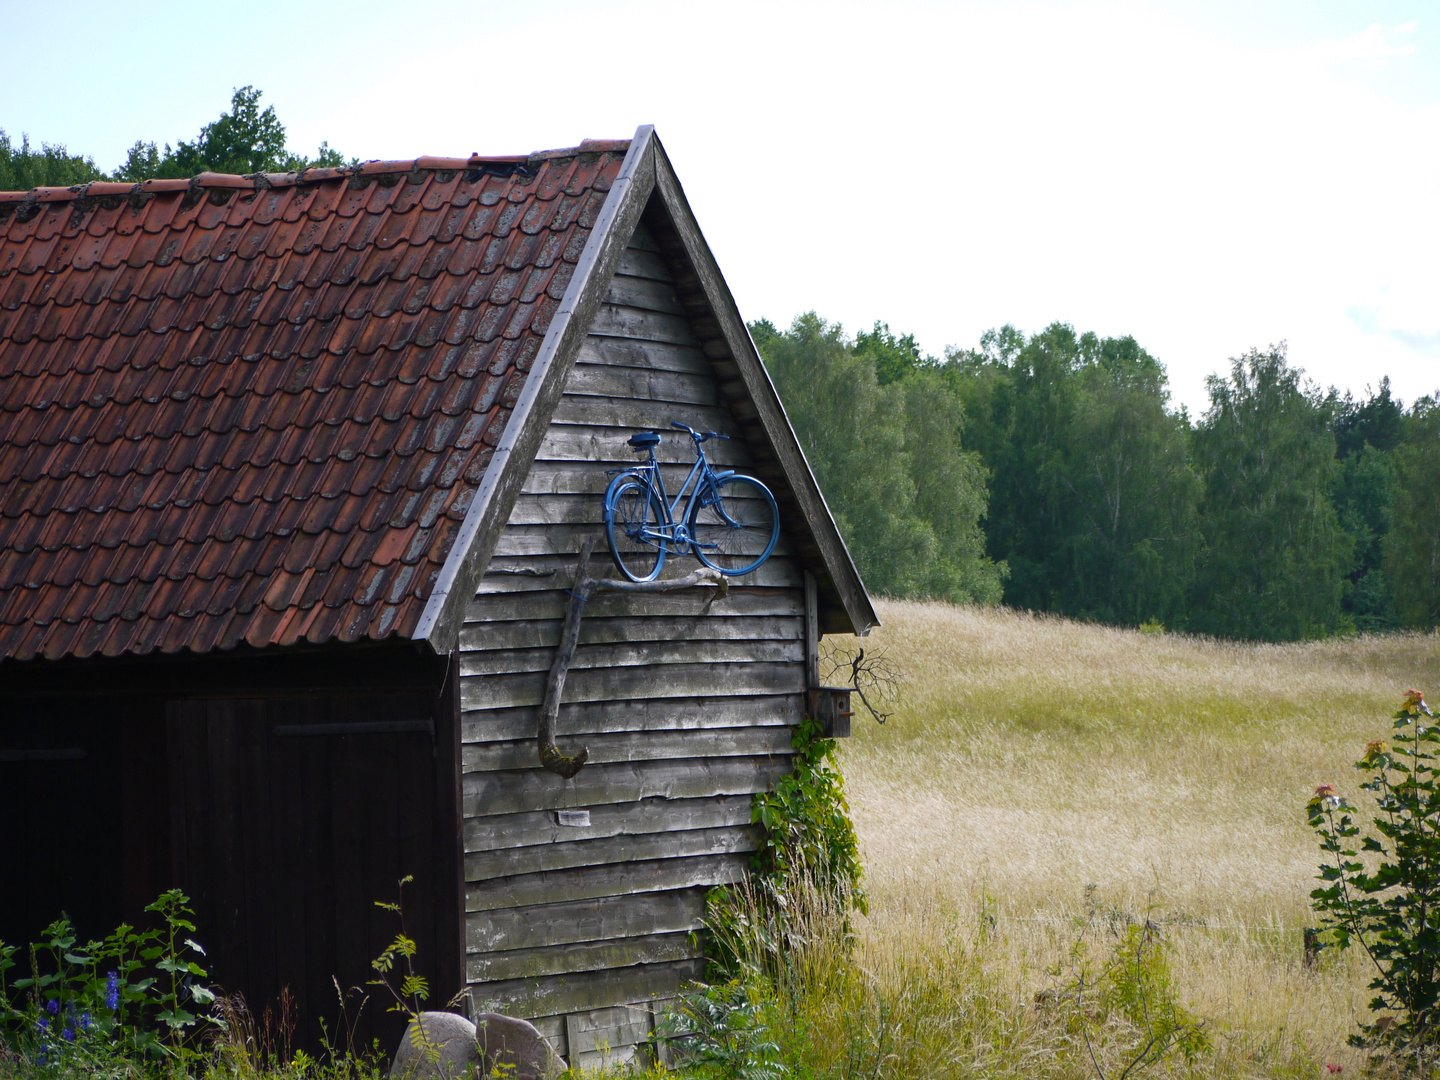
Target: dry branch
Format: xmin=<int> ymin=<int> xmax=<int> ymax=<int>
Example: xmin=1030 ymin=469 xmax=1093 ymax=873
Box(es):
xmin=537 ymin=536 xmax=730 ymax=777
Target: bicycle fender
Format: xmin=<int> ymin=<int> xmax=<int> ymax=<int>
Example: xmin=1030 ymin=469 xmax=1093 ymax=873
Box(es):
xmin=711 ymin=469 xmax=737 ymax=481
xmin=603 ymin=470 xmax=650 ymax=509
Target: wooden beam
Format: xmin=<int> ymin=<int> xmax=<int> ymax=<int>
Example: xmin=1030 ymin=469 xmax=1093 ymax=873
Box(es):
xmin=803 ymin=570 xmax=820 ymax=690
xmin=413 ymin=126 xmax=659 ymax=653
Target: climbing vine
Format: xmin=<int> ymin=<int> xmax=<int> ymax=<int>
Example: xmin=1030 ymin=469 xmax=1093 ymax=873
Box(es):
xmin=750 ymin=718 xmax=866 ymax=915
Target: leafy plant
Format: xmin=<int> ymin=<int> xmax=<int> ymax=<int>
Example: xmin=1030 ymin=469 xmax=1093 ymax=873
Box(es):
xmin=370 ymin=876 xmax=464 ymax=1075
xmin=652 ymin=978 xmax=785 ymax=1080
xmin=750 ymin=718 xmax=865 ymax=914
xmin=0 ymin=889 xmax=215 ymax=1072
xmin=1310 ymin=689 xmax=1440 ymax=1068
xmin=1048 ymin=918 xmax=1210 ymax=1080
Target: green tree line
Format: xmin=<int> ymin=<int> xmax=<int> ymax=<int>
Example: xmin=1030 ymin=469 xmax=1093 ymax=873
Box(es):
xmin=1 ymin=86 xmax=350 ymax=192
xmin=754 ymin=313 xmax=1440 ymax=642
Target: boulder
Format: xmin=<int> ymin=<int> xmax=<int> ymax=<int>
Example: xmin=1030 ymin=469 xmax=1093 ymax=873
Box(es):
xmin=475 ymin=1012 xmax=567 ymax=1080
xmin=390 ymin=1012 xmax=479 ymax=1080
xmin=390 ymin=1010 xmax=566 ymax=1080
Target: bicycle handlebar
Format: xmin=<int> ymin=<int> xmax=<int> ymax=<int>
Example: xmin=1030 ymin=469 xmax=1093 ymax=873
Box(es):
xmin=670 ymin=420 xmax=729 ymax=442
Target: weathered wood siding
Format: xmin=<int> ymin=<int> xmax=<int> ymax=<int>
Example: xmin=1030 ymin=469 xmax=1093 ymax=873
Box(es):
xmin=460 ymin=223 xmax=804 ymax=1066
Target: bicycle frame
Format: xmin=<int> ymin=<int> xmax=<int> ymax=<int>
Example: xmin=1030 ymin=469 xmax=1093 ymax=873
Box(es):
xmin=619 ymin=440 xmax=732 ymax=554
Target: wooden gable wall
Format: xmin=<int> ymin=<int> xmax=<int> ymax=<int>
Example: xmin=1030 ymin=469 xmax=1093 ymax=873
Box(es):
xmin=458 ymin=221 xmax=808 ymax=1066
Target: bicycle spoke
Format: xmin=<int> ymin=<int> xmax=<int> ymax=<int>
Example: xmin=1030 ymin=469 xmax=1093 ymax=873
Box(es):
xmin=689 ymin=476 xmax=779 ymax=575
xmin=605 ymin=477 xmax=666 ymax=582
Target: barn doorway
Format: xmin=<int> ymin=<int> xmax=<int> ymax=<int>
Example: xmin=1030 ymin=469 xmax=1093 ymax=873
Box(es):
xmin=166 ymin=694 xmax=459 ymax=1054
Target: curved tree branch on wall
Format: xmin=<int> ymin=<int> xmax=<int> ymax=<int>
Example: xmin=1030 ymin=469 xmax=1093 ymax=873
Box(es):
xmin=538 ymin=535 xmax=729 ymax=778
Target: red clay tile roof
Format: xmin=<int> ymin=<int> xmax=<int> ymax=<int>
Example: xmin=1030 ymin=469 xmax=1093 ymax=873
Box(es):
xmin=0 ymin=141 xmax=631 ymax=661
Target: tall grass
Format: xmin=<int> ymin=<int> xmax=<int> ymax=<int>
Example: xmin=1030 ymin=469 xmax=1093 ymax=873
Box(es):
xmin=822 ymin=600 xmax=1440 ymax=1076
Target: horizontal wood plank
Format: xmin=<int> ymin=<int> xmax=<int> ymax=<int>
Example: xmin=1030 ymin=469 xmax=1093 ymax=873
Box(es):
xmin=519 ymin=462 xmax=716 ymax=497
xmin=564 ymin=365 xmax=718 ymax=407
xmin=474 ymin=554 xmax=799 ymax=594
xmin=604 ymin=274 xmax=687 ymax=317
xmin=550 ymin=396 xmax=738 ymax=434
xmin=615 ymin=247 xmax=673 ymax=282
xmin=460 ymin=638 xmax=803 ymax=678
xmin=461 ymin=695 xmax=803 ymax=743
xmin=465 ymin=889 xmax=707 ymax=953
xmin=464 ymin=587 xmax=802 ymax=622
xmin=460 ymin=661 xmax=806 ymax=711
xmin=565 ymin=1005 xmax=657 ymax=1056
xmin=535 ymin=425 xmax=753 ymax=467
xmin=467 ymin=852 xmax=747 ymax=912
xmin=489 ymin=525 xmax=799 ymax=573
xmin=464 ymin=823 xmax=761 ymax=882
xmin=464 ymin=724 xmax=793 ymax=772
xmin=467 ymin=958 xmax=706 ymax=1019
xmin=589 ymin=305 xmax=699 ymax=347
xmin=462 ymin=794 xmax=756 ymax=852
xmin=463 ymin=754 xmax=788 ymax=815
xmin=460 ymin=614 xmax=802 ymax=651
xmin=507 ymin=484 xmax=777 ymax=524
xmin=466 ymin=931 xmax=697 ymax=984
xmin=575 ymin=336 xmax=708 ymax=375
xmin=628 ymin=223 xmax=662 ymax=253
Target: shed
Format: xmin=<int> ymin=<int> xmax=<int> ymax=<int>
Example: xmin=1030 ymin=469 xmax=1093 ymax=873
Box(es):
xmin=0 ymin=126 xmax=877 ymax=1065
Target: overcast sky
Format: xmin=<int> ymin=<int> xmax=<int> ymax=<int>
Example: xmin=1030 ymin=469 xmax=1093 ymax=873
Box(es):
xmin=3 ymin=0 xmax=1436 ymax=414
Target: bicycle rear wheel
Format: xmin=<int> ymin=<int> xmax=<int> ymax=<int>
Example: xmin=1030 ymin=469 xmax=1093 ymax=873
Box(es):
xmin=689 ymin=475 xmax=779 ymax=576
xmin=605 ymin=476 xmax=666 ymax=582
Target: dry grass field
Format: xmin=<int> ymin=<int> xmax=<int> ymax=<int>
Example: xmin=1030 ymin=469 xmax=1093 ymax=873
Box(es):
xmin=831 ymin=599 xmax=1440 ymax=1077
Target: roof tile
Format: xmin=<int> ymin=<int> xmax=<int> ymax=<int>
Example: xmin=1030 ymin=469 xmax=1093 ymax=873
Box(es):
xmin=0 ymin=141 xmax=629 ymax=660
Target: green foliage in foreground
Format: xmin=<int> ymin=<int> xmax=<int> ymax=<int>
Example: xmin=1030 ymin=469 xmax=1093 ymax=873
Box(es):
xmin=0 ymin=890 xmax=216 ymax=1072
xmin=0 ymin=890 xmax=401 ymax=1079
xmin=653 ymin=877 xmax=1237 ymax=1080
xmin=750 ymin=719 xmax=865 ymax=914
xmin=1311 ymin=690 xmax=1440 ymax=1072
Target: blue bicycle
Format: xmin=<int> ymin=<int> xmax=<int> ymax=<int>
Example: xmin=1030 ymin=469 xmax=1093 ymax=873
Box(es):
xmin=603 ymin=421 xmax=780 ymax=582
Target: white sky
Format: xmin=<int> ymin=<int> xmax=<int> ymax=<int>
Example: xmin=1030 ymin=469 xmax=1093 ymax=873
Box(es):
xmin=3 ymin=0 xmax=1437 ymax=415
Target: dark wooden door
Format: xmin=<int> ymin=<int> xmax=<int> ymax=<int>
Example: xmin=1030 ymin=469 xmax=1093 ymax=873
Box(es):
xmin=166 ymin=694 xmax=457 ymax=1055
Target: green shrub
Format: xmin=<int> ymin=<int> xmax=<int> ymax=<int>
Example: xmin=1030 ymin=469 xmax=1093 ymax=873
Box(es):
xmin=1310 ymin=689 xmax=1440 ymax=1070
xmin=0 ymin=889 xmax=215 ymax=1073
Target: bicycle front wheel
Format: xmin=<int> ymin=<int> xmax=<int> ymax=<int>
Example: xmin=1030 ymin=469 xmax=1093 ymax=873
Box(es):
xmin=689 ymin=475 xmax=780 ymax=576
xmin=605 ymin=475 xmax=666 ymax=582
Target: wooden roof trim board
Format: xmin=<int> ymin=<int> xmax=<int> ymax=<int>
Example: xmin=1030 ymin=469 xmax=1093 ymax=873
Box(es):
xmin=412 ymin=128 xmax=660 ymax=651
xmin=414 ymin=126 xmax=877 ymax=652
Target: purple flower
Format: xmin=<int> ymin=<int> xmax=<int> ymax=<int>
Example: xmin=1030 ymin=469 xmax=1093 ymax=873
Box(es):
xmin=62 ymin=1027 xmax=74 ymax=1042
xmin=36 ymin=1017 xmax=49 ymax=1032
xmin=45 ymin=999 xmax=59 ymax=1015
xmin=79 ymin=1012 xmax=91 ymax=1030
xmin=105 ymin=971 xmax=120 ymax=1011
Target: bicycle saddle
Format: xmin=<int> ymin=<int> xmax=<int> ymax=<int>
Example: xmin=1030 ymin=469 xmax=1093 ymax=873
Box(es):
xmin=627 ymin=431 xmax=662 ymax=450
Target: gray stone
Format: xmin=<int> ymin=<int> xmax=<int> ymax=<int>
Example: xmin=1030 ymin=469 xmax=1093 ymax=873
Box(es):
xmin=390 ymin=1012 xmax=481 ymax=1080
xmin=475 ymin=1012 xmax=567 ymax=1080
xmin=390 ymin=1011 xmax=566 ymax=1080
